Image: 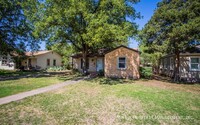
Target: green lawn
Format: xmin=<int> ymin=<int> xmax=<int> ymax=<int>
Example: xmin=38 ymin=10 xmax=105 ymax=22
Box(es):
xmin=0 ymin=78 xmax=199 ymax=125
xmin=0 ymin=77 xmax=63 ymax=98
xmin=0 ymin=70 xmax=79 ymax=97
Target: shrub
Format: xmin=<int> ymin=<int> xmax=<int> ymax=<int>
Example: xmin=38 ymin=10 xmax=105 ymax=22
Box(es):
xmin=47 ymin=66 xmax=65 ymax=71
xmin=72 ymin=69 xmax=82 ymax=75
xmin=98 ymin=70 xmax=104 ymax=76
xmin=139 ymin=67 xmax=152 ymax=79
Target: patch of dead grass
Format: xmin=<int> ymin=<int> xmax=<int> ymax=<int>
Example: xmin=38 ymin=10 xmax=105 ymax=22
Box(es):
xmin=0 ymin=105 xmax=58 ymax=125
xmin=81 ymin=96 xmax=145 ymax=125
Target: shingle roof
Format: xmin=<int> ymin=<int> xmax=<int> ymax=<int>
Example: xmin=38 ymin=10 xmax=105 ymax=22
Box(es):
xmin=105 ymin=45 xmax=139 ymax=54
xmin=183 ymin=45 xmax=200 ymax=53
xmin=71 ymin=45 xmax=139 ymax=58
xmin=25 ymin=50 xmax=52 ymax=56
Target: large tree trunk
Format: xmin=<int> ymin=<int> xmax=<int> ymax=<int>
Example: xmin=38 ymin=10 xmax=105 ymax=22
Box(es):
xmin=82 ymin=51 xmax=87 ymax=74
xmin=172 ymin=56 xmax=176 ymax=79
xmin=174 ymin=51 xmax=180 ymax=82
xmin=82 ymin=44 xmax=88 ymax=75
xmin=153 ymin=65 xmax=159 ymax=74
xmin=153 ymin=58 xmax=160 ymax=74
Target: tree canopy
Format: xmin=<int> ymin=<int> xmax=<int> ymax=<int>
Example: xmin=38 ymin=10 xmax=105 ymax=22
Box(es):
xmin=0 ymin=0 xmax=38 ymax=55
xmin=28 ymin=0 xmax=140 ymax=72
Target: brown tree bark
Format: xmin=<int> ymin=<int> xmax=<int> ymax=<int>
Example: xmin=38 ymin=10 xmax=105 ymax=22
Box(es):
xmin=82 ymin=44 xmax=88 ymax=75
xmin=174 ymin=51 xmax=180 ymax=82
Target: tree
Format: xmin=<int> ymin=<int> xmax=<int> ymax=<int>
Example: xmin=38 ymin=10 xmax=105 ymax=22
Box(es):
xmin=0 ymin=0 xmax=38 ymax=55
xmin=27 ymin=0 xmax=140 ymax=74
xmin=141 ymin=0 xmax=200 ymax=81
xmin=139 ymin=43 xmax=162 ymax=74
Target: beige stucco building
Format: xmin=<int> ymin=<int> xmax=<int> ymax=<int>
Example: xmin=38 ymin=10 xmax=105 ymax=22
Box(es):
xmin=72 ymin=45 xmax=140 ymax=79
xmin=21 ymin=50 xmax=62 ymax=70
xmin=160 ymin=45 xmax=200 ymax=82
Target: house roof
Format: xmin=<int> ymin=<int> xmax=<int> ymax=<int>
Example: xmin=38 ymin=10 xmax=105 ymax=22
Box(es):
xmin=71 ymin=51 xmax=105 ymax=58
xmin=105 ymin=45 xmax=139 ymax=54
xmin=161 ymin=45 xmax=200 ymax=59
xmin=25 ymin=50 xmax=52 ymax=56
xmin=71 ymin=45 xmax=139 ymax=58
xmin=183 ymin=45 xmax=200 ymax=53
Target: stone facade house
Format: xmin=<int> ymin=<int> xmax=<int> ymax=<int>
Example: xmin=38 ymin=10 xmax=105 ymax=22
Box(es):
xmin=21 ymin=50 xmax=62 ymax=70
xmin=72 ymin=45 xmax=140 ymax=79
xmin=160 ymin=45 xmax=200 ymax=82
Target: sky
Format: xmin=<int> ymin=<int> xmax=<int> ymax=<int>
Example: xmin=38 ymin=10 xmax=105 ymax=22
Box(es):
xmin=129 ymin=0 xmax=161 ymax=49
xmin=39 ymin=0 xmax=161 ymax=50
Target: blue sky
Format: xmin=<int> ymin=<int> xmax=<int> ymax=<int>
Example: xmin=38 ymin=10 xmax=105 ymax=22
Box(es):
xmin=39 ymin=0 xmax=161 ymax=50
xmin=129 ymin=0 xmax=161 ymax=49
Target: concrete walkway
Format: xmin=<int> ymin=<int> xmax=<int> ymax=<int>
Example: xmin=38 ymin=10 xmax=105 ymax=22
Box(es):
xmin=0 ymin=78 xmax=83 ymax=105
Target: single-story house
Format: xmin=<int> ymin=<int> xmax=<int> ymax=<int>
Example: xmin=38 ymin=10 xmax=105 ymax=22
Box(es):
xmin=160 ymin=45 xmax=200 ymax=82
xmin=72 ymin=45 xmax=140 ymax=79
xmin=0 ymin=54 xmax=15 ymax=70
xmin=21 ymin=50 xmax=62 ymax=70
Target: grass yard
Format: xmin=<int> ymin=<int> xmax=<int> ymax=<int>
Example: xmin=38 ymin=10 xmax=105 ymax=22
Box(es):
xmin=0 ymin=78 xmax=199 ymax=125
xmin=0 ymin=77 xmax=63 ymax=98
xmin=0 ymin=70 xmax=35 ymax=77
xmin=0 ymin=70 xmax=79 ymax=98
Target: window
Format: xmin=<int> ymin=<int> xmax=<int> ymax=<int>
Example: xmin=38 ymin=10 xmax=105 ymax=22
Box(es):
xmin=163 ymin=58 xmax=168 ymax=69
xmin=2 ymin=56 xmax=7 ymax=66
xmin=47 ymin=59 xmax=50 ymax=66
xmin=190 ymin=57 xmax=200 ymax=71
xmin=53 ymin=59 xmax=56 ymax=66
xmin=118 ymin=57 xmax=126 ymax=69
xmin=81 ymin=58 xmax=89 ymax=69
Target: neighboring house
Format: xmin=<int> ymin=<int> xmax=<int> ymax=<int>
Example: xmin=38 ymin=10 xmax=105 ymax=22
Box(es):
xmin=0 ymin=54 xmax=15 ymax=70
xmin=160 ymin=45 xmax=200 ymax=82
xmin=72 ymin=45 xmax=140 ymax=79
xmin=21 ymin=50 xmax=62 ymax=70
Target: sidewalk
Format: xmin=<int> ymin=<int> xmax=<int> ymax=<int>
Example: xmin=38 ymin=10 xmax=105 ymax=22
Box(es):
xmin=0 ymin=78 xmax=83 ymax=105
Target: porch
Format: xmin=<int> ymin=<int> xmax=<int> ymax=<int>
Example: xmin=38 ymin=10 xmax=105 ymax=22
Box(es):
xmin=21 ymin=58 xmax=41 ymax=70
xmin=72 ymin=57 xmax=104 ymax=73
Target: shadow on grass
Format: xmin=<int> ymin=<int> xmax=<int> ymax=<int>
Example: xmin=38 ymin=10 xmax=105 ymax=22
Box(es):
xmin=152 ymin=74 xmax=200 ymax=85
xmin=0 ymin=71 xmax=48 ymax=81
xmin=100 ymin=78 xmax=123 ymax=85
xmin=57 ymin=73 xmax=83 ymax=81
xmin=0 ymin=70 xmax=81 ymax=82
xmin=0 ymin=70 xmax=39 ymax=76
xmin=86 ymin=77 xmax=133 ymax=85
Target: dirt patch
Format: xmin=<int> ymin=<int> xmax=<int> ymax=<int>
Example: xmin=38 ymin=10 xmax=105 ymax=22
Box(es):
xmin=136 ymin=80 xmax=200 ymax=94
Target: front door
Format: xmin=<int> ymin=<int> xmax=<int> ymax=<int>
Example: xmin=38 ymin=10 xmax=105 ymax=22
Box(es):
xmin=96 ymin=58 xmax=103 ymax=72
xmin=28 ymin=59 xmax=31 ymax=66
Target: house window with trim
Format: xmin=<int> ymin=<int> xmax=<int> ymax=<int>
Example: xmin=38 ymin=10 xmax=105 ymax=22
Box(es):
xmin=47 ymin=59 xmax=50 ymax=66
xmin=190 ymin=57 xmax=200 ymax=71
xmin=163 ymin=58 xmax=167 ymax=69
xmin=81 ymin=58 xmax=89 ymax=69
xmin=118 ymin=57 xmax=126 ymax=69
xmin=2 ymin=56 xmax=8 ymax=66
xmin=53 ymin=59 xmax=56 ymax=66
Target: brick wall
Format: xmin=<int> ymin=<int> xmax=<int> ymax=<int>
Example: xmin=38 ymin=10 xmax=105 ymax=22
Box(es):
xmin=104 ymin=47 xmax=140 ymax=79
